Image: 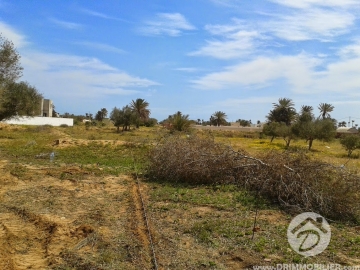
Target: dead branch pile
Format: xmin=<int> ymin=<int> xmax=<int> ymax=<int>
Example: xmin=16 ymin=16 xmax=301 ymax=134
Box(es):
xmin=147 ymin=135 xmax=360 ymax=221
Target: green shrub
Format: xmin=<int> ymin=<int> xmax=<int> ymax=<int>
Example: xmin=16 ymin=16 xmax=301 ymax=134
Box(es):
xmin=340 ymin=135 xmax=360 ymax=157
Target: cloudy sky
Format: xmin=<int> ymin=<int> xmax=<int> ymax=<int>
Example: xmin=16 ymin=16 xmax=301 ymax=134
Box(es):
xmin=1 ymin=0 xmax=360 ymax=124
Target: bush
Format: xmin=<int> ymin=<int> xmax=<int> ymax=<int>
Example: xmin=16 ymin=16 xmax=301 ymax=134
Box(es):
xmin=144 ymin=118 xmax=158 ymax=127
xmin=148 ymin=134 xmax=247 ymax=185
xmin=59 ymin=124 xmax=68 ymax=128
xmin=340 ymin=135 xmax=360 ymax=157
xmin=148 ymin=135 xmax=360 ymax=221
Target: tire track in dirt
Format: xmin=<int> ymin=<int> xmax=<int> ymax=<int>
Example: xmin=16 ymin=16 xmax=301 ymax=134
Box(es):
xmin=5 ymin=206 xmax=57 ymax=257
xmin=128 ymin=179 xmax=156 ymax=269
xmin=0 ymin=221 xmax=16 ymax=270
xmin=0 ymin=211 xmax=51 ymax=270
xmin=0 ymin=154 xmax=154 ymax=269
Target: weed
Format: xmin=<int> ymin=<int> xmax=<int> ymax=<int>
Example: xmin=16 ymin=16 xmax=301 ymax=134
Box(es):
xmin=4 ymin=164 xmax=28 ymax=178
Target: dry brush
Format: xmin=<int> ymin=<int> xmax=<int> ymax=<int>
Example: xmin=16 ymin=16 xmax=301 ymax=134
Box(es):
xmin=147 ymin=135 xmax=360 ymax=222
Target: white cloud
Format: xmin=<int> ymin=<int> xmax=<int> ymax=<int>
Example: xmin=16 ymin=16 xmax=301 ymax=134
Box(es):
xmin=265 ymin=9 xmax=355 ymax=41
xmin=198 ymin=4 xmax=356 ymax=49
xmin=81 ymin=8 xmax=128 ymax=22
xmin=190 ymin=32 xmax=259 ymax=59
xmin=192 ymin=54 xmax=317 ymax=90
xmin=215 ymin=96 xmax=277 ymax=106
xmin=139 ymin=13 xmax=195 ymax=36
xmin=269 ymin=0 xmax=359 ymax=9
xmin=312 ymin=57 xmax=360 ymax=93
xmin=190 ymin=9 xmax=352 ymax=60
xmin=190 ymin=19 xmax=260 ymax=59
xmin=174 ymin=67 xmax=198 ymax=72
xmin=19 ymin=51 xmax=159 ymax=101
xmin=0 ymin=21 xmax=27 ymax=48
xmin=49 ymin=18 xmax=83 ymax=30
xmin=192 ymin=39 xmax=360 ymax=101
xmin=74 ymin=41 xmax=126 ymax=54
xmin=338 ymin=39 xmax=360 ymax=58
xmin=209 ymin=0 xmax=242 ymax=7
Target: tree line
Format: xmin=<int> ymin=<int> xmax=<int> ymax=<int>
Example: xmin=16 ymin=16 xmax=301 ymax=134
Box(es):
xmin=1 ymin=34 xmax=358 ymax=154
xmin=109 ymin=99 xmax=157 ymax=132
xmin=262 ymin=98 xmax=337 ymax=149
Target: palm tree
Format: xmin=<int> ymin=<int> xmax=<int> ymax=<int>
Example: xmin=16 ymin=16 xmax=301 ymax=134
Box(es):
xmin=338 ymin=121 xmax=347 ymax=127
xmin=318 ymin=103 xmax=334 ymax=120
xmin=300 ymin=105 xmax=313 ymax=115
xmin=272 ymin=98 xmax=295 ymax=110
xmin=298 ymin=105 xmax=314 ymax=122
xmin=130 ymin=98 xmax=150 ymax=128
xmin=171 ymin=111 xmax=191 ymax=131
xmin=267 ymin=98 xmax=296 ymax=125
xmin=212 ymin=111 xmax=227 ymax=126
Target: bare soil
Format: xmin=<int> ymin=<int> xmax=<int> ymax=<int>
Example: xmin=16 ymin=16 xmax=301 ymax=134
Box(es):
xmin=0 ymin=160 xmax=153 ymax=269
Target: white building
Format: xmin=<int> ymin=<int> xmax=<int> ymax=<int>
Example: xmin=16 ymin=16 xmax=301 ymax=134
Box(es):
xmin=2 ymin=99 xmax=74 ymax=126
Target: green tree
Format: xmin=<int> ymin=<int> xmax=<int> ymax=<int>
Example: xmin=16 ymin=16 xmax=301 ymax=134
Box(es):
xmin=340 ymin=135 xmax=360 ymax=157
xmin=0 ymin=36 xmax=42 ymax=120
xmin=262 ymin=122 xmax=281 ymax=142
xmin=144 ymin=117 xmax=158 ymax=127
xmin=318 ymin=103 xmax=334 ymax=120
xmin=130 ymin=98 xmax=150 ymax=128
xmin=0 ymin=81 xmax=43 ymax=120
xmin=95 ymin=108 xmax=108 ymax=122
xmin=212 ymin=111 xmax=227 ymax=126
xmin=338 ymin=121 xmax=347 ymax=127
xmin=264 ymin=98 xmax=296 ymax=143
xmin=209 ymin=115 xmax=214 ymax=126
xmin=52 ymin=104 xmax=58 ymax=117
xmin=165 ymin=111 xmax=191 ymax=132
xmin=293 ymin=106 xmax=336 ymax=150
xmin=110 ymin=106 xmax=135 ymax=132
xmin=236 ymin=119 xmax=251 ymax=127
xmin=276 ymin=122 xmax=295 ymax=147
xmin=0 ymin=35 xmax=23 ymax=85
xmin=295 ymin=119 xmax=336 ymax=150
xmin=267 ymin=98 xmax=296 ymax=126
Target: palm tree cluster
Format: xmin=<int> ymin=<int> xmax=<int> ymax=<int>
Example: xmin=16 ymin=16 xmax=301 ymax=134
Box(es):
xmin=263 ymin=98 xmax=337 ymax=149
xmin=109 ymin=98 xmax=151 ymax=131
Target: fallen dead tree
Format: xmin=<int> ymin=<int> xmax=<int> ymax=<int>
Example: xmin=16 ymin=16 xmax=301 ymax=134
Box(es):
xmin=147 ymin=134 xmax=360 ymax=221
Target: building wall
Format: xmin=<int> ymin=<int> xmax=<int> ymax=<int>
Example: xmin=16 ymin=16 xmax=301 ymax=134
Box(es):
xmin=3 ymin=116 xmax=73 ymax=126
xmin=40 ymin=99 xmax=53 ymax=117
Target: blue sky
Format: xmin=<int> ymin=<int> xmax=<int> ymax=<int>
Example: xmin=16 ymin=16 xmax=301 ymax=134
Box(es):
xmin=1 ymin=0 xmax=360 ymax=124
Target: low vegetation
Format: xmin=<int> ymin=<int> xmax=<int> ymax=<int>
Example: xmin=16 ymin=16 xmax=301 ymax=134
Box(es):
xmin=1 ymin=123 xmax=360 ymax=268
